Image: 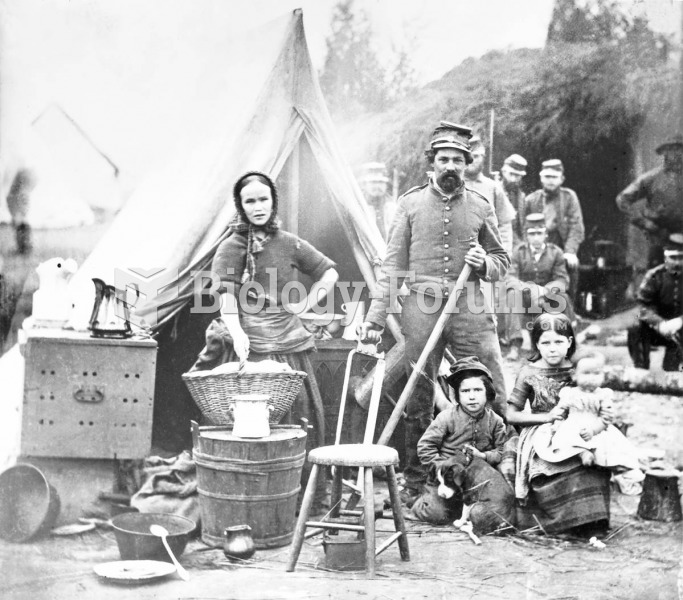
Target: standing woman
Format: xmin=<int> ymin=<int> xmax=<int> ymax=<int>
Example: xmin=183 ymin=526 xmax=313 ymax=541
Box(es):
xmin=191 ymin=171 xmax=339 ymax=449
xmin=506 ymin=313 xmax=611 ymax=536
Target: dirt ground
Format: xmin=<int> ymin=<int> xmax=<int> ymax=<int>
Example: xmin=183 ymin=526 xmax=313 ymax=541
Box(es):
xmin=2 ymin=309 xmax=682 ymax=600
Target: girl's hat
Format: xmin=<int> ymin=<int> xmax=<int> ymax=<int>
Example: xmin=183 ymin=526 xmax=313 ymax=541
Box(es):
xmin=445 ymin=356 xmax=492 ymax=389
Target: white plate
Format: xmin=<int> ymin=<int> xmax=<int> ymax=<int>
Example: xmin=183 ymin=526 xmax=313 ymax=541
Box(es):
xmin=93 ymin=560 xmax=176 ymax=584
xmin=51 ymin=522 xmax=96 ymax=536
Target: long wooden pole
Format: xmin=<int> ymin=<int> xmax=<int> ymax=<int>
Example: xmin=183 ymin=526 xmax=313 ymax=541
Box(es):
xmin=488 ymin=108 xmax=495 ymax=176
xmin=377 ymin=264 xmax=472 ymax=445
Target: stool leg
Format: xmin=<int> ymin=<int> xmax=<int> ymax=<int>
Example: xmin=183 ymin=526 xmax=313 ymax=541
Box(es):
xmin=386 ymin=465 xmax=410 ymax=561
xmin=363 ymin=466 xmax=376 ymax=576
xmin=331 ymin=466 xmax=343 ymax=518
xmin=286 ymin=463 xmax=319 ymax=572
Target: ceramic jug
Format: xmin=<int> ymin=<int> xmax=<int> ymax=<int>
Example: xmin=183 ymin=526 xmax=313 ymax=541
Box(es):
xmin=230 ymin=394 xmax=273 ymax=438
xmin=32 ymin=257 xmax=78 ymax=327
xmin=223 ymin=524 xmax=255 ymax=561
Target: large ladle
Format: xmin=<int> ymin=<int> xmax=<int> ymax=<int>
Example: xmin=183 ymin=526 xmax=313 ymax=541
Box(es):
xmin=149 ymin=524 xmax=190 ymax=581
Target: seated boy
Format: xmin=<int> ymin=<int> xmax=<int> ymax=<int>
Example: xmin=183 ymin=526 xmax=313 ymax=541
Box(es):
xmin=410 ymin=356 xmax=507 ymax=524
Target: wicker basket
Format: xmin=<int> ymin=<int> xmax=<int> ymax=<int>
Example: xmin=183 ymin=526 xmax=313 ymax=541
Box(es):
xmin=181 ymin=369 xmax=307 ymax=425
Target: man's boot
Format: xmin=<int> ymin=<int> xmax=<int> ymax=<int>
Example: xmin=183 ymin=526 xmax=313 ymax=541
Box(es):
xmin=627 ymin=325 xmax=650 ymax=369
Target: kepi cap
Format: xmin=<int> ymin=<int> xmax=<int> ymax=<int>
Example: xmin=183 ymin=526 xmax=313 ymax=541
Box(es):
xmin=525 ymin=212 xmax=547 ymax=231
xmin=656 ymin=133 xmax=683 ymax=155
xmin=445 ymin=356 xmax=493 ymax=390
xmin=427 ymin=120 xmax=473 ymax=164
xmin=360 ymin=161 xmax=390 ymax=183
xmin=502 ymin=154 xmax=527 ymax=176
xmin=664 ymin=233 xmax=683 ymax=255
xmin=469 ymin=136 xmax=484 ymax=153
xmin=540 ymin=159 xmax=564 ymax=174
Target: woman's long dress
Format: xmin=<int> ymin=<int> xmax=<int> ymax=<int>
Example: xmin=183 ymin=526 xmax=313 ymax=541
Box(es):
xmin=191 ymin=228 xmax=336 ymax=449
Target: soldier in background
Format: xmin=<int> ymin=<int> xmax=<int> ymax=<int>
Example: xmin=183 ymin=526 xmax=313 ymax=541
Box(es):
xmin=464 ymin=137 xmax=515 ymax=254
xmin=522 ymin=159 xmax=585 ymax=303
xmin=6 ymin=167 xmax=36 ymax=255
xmin=466 ymin=139 xmax=517 ymax=354
xmin=616 ymin=134 xmax=683 ymax=284
xmin=627 ymin=233 xmax=683 ymax=372
xmin=497 ymin=153 xmax=528 ymax=246
xmin=359 ymin=161 xmax=396 ymax=240
xmin=504 ymin=213 xmax=573 ymax=361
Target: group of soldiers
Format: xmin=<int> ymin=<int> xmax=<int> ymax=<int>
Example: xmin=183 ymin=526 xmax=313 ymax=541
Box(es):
xmin=359 ymin=130 xmax=683 ymax=372
xmin=359 ymin=140 xmax=586 ymax=363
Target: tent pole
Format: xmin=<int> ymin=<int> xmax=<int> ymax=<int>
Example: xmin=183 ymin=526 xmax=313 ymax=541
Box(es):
xmin=287 ymin=142 xmax=301 ymax=236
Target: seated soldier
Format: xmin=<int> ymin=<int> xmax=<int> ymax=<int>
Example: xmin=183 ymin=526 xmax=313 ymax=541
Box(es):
xmin=627 ymin=233 xmax=683 ymax=371
xmin=504 ymin=213 xmax=575 ymax=361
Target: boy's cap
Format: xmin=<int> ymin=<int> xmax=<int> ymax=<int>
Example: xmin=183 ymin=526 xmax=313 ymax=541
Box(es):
xmin=525 ymin=212 xmax=547 ymax=231
xmin=445 ymin=356 xmax=493 ymax=389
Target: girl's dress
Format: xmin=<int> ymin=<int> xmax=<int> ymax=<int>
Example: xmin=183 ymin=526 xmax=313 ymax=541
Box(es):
xmin=508 ymin=363 xmax=611 ymax=533
xmin=534 ymin=387 xmax=641 ymax=471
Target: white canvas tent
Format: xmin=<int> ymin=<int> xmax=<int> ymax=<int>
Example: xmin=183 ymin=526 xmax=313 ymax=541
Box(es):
xmin=65 ymin=9 xmax=392 ymax=334
xmin=0 ymin=9 xmax=399 ymax=462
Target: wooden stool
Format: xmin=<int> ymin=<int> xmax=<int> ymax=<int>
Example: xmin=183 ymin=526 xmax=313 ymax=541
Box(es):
xmin=286 ymin=443 xmax=409 ymax=576
xmin=637 ymin=469 xmax=682 ymax=522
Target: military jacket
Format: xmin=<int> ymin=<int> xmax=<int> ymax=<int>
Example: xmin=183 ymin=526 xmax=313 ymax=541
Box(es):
xmin=509 ymin=242 xmax=569 ymax=291
xmin=523 ymin=187 xmax=585 ymax=255
xmin=616 ymin=166 xmax=683 ymax=235
xmin=366 ymin=180 xmax=509 ymax=327
xmin=637 ymin=263 xmax=683 ymax=327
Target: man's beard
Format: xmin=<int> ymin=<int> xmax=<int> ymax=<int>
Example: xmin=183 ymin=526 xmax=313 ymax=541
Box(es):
xmin=503 ymin=178 xmax=520 ymax=193
xmin=665 ymin=260 xmax=683 ymax=273
xmin=438 ymin=171 xmax=461 ymax=193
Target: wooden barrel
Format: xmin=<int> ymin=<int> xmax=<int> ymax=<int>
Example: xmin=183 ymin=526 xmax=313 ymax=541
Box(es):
xmin=192 ymin=423 xmax=307 ymax=548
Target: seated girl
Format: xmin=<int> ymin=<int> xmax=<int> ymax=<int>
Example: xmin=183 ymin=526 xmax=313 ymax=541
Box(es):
xmin=410 ymin=356 xmax=508 ymax=524
xmin=507 ymin=313 xmax=611 ymax=536
xmin=534 ymin=351 xmax=641 ymax=473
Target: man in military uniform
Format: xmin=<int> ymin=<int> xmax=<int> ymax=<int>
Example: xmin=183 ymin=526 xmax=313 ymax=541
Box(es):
xmin=627 ymin=233 xmax=683 ymax=372
xmin=523 ymin=159 xmax=585 ymax=302
xmin=616 ymin=134 xmax=683 ymax=271
xmin=359 ymin=121 xmax=509 ymax=506
xmin=359 ymin=161 xmax=397 ymax=240
xmin=504 ymin=213 xmax=573 ymax=361
xmin=498 ymin=153 xmax=528 ymax=246
xmin=464 ymin=137 xmax=516 ymax=254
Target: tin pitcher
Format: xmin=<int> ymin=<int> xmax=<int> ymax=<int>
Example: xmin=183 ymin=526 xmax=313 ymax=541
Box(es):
xmin=88 ymin=278 xmax=133 ymax=338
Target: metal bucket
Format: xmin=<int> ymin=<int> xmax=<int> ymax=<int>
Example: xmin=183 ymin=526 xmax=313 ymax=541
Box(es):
xmin=0 ymin=464 xmax=61 ymax=542
xmin=192 ymin=422 xmax=307 ymax=548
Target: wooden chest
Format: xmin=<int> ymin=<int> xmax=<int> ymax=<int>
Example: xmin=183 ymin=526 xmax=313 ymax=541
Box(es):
xmin=21 ymin=329 xmax=157 ymax=459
